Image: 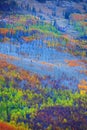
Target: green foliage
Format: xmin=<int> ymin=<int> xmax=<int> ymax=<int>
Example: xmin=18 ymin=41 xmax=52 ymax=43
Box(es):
xmin=0 ymin=76 xmax=6 ymax=87
xmin=40 ymin=88 xmax=82 ymax=108
xmin=29 ymin=23 xmax=61 ymax=37
xmin=0 ymin=77 xmax=87 ymax=128
xmin=0 ymin=61 xmax=87 ymax=129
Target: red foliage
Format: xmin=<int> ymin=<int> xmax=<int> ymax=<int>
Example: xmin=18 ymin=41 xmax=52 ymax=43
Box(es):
xmin=0 ymin=121 xmax=16 ymax=130
xmin=0 ymin=121 xmax=27 ymax=130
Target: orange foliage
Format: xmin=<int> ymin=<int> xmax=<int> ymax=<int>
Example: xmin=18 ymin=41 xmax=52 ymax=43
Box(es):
xmin=19 ymin=70 xmax=31 ymax=81
xmin=80 ymin=59 xmax=87 ymax=64
xmin=65 ymin=60 xmax=80 ymax=67
xmin=0 ymin=60 xmax=17 ymax=70
xmin=29 ymin=74 xmax=40 ymax=86
xmin=0 ymin=60 xmax=9 ymax=69
xmin=0 ymin=28 xmax=15 ymax=35
xmin=22 ymin=36 xmax=35 ymax=42
xmin=0 ymin=121 xmax=27 ymax=130
xmin=19 ymin=70 xmax=40 ymax=86
xmin=71 ymin=14 xmax=87 ymax=21
xmin=70 ymin=39 xmax=79 ymax=45
xmin=0 ymin=54 xmax=19 ymax=61
xmin=0 ymin=54 xmax=40 ymax=86
xmin=0 ymin=121 xmax=16 ymax=130
xmin=78 ymin=80 xmax=87 ymax=95
xmin=81 ymin=22 xmax=87 ymax=26
xmin=3 ymin=37 xmax=10 ymax=42
xmin=41 ymin=62 xmax=54 ymax=68
xmin=9 ymin=29 xmax=15 ymax=34
xmin=78 ymin=80 xmax=87 ymax=90
xmin=0 ymin=28 xmax=9 ymax=35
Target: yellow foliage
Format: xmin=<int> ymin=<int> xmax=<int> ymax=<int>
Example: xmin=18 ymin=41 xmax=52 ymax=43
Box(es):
xmin=78 ymin=80 xmax=87 ymax=95
xmin=80 ymin=90 xmax=86 ymax=95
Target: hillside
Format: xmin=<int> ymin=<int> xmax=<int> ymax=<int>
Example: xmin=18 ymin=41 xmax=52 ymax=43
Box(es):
xmin=0 ymin=0 xmax=87 ymax=130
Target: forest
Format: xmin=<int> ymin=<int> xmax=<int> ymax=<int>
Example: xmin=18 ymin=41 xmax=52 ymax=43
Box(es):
xmin=0 ymin=0 xmax=87 ymax=130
